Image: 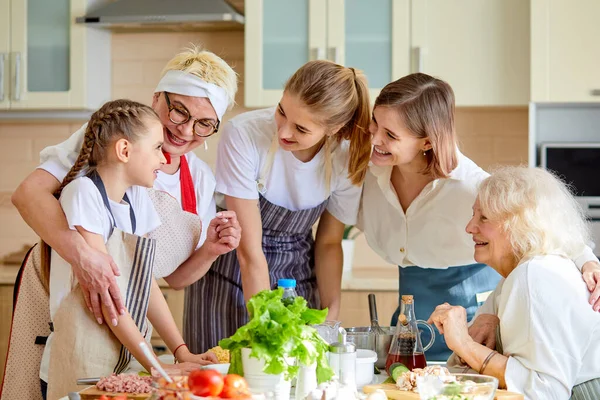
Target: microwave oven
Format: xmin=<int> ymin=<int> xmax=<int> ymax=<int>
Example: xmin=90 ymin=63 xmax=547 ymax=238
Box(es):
xmin=540 ymin=142 xmax=600 ymax=219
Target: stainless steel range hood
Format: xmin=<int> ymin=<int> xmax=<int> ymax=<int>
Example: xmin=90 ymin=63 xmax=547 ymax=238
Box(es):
xmin=76 ymin=0 xmax=244 ymax=28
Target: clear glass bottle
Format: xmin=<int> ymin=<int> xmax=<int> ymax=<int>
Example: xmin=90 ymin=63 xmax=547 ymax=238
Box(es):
xmin=278 ymin=278 xmax=298 ymax=306
xmin=385 ymin=295 xmax=436 ymax=373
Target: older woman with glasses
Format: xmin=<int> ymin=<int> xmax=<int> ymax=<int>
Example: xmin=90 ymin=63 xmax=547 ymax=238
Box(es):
xmin=429 ymin=166 xmax=600 ymax=400
xmin=11 ymin=46 xmax=242 ymax=327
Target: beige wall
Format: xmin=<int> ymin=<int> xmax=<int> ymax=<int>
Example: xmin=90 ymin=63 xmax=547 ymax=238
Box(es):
xmin=0 ymin=30 xmax=528 ymax=265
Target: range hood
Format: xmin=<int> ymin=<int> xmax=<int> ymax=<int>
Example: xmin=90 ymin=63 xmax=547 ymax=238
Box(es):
xmin=76 ymin=0 xmax=244 ymax=27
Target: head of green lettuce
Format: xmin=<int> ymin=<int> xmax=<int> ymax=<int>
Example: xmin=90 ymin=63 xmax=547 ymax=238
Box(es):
xmin=219 ymin=288 xmax=335 ymax=383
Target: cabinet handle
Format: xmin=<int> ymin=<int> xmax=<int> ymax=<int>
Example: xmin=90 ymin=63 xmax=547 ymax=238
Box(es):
xmin=14 ymin=52 xmax=21 ymax=101
xmin=310 ymin=47 xmax=325 ymax=61
xmin=415 ymin=47 xmax=424 ymax=73
xmin=328 ymin=47 xmax=340 ymax=64
xmin=591 ymin=89 xmax=600 ymax=96
xmin=0 ymin=54 xmax=4 ymax=102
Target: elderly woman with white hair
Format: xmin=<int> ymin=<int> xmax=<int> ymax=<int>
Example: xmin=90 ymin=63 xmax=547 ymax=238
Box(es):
xmin=429 ymin=166 xmax=600 ymax=400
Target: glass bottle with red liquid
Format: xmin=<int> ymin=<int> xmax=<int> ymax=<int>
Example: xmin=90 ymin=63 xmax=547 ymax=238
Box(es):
xmin=385 ymin=295 xmax=436 ymax=373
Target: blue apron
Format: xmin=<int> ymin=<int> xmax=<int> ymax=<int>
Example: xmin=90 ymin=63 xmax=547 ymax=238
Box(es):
xmin=391 ymin=263 xmax=501 ymax=361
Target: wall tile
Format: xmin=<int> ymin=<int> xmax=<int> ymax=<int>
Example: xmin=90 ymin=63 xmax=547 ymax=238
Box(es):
xmin=0 ymin=138 xmax=33 ymax=162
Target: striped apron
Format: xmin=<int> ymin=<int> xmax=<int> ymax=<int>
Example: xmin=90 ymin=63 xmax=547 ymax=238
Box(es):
xmin=391 ymin=263 xmax=502 ymax=361
xmin=183 ymin=194 xmax=328 ymax=353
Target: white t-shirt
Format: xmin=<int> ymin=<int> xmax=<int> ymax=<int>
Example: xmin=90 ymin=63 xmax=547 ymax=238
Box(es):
xmin=491 ymin=255 xmax=600 ymax=399
xmin=215 ymin=107 xmax=361 ymax=225
xmin=40 ymin=176 xmax=161 ymax=382
xmin=358 ymin=152 xmax=600 ymax=269
xmin=38 ymin=124 xmax=217 ymax=247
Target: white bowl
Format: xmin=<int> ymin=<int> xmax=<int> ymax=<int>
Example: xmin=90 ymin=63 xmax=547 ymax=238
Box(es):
xmin=201 ymin=363 xmax=230 ymax=375
xmin=355 ymin=349 xmax=378 ymax=388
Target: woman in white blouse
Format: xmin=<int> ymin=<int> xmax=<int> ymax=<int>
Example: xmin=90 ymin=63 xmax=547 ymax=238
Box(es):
xmin=429 ymin=166 xmax=600 ymax=400
xmin=187 ymin=60 xmax=373 ymax=351
xmin=358 ymin=73 xmax=600 ymax=361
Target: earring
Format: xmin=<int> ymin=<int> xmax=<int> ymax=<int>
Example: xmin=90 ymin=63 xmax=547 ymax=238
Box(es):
xmin=204 ymin=141 xmax=208 ymax=151
xmin=423 ymin=150 xmax=427 ymax=156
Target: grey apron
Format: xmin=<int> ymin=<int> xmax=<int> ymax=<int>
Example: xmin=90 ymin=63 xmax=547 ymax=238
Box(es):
xmin=183 ymin=194 xmax=328 ymax=353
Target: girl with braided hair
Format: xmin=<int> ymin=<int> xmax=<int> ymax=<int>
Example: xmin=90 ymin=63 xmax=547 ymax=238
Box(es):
xmin=34 ymin=99 xmax=217 ymax=399
xmin=10 ymin=46 xmax=242 ymax=330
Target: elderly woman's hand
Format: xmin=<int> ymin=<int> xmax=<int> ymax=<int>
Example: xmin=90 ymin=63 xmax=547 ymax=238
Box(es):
xmin=204 ymin=211 xmax=242 ymax=258
xmin=428 ymin=303 xmax=473 ymax=353
xmin=468 ymin=314 xmax=500 ymax=350
xmin=582 ymin=261 xmax=600 ymax=312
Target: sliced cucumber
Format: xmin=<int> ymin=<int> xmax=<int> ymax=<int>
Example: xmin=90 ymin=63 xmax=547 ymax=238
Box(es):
xmin=391 ymin=363 xmax=410 ymax=382
xmin=382 ymin=376 xmax=396 ymax=384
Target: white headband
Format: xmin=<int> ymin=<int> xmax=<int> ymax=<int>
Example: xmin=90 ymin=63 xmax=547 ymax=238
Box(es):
xmin=154 ymin=70 xmax=229 ymax=120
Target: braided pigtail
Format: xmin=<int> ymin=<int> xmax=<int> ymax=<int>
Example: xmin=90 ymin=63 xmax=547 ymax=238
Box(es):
xmin=40 ymin=99 xmax=160 ymax=290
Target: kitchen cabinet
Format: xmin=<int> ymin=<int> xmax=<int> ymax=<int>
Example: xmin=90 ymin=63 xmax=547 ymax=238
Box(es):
xmin=244 ymin=0 xmax=529 ymax=108
xmin=531 ymin=0 xmax=600 ymax=102
xmin=244 ymin=0 xmax=410 ymax=107
xmin=411 ymin=0 xmax=530 ymax=106
xmin=0 ymin=0 xmax=110 ymax=110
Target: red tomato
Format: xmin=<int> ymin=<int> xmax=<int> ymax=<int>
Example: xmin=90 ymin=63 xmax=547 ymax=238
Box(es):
xmin=220 ymin=374 xmax=250 ymax=398
xmin=188 ymin=369 xmax=224 ymax=397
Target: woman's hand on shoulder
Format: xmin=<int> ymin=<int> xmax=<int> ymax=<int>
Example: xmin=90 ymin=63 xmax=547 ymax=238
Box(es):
xmin=468 ymin=313 xmax=500 ymax=350
xmin=203 ymin=210 xmax=242 ymax=259
xmin=582 ymin=261 xmax=600 ymax=312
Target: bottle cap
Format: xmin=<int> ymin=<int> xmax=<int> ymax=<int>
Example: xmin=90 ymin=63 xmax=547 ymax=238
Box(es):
xmin=401 ymin=295 xmax=414 ymax=304
xmin=328 ymin=327 xmax=356 ymax=354
xmin=278 ymin=279 xmax=297 ymax=288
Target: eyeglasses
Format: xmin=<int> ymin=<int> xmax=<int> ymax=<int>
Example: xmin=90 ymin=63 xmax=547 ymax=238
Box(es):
xmin=163 ymin=92 xmax=220 ymax=137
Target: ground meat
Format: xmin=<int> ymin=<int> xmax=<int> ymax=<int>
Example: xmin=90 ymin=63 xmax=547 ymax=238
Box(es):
xmin=396 ymin=365 xmax=453 ymax=392
xmin=96 ymin=373 xmax=153 ymax=393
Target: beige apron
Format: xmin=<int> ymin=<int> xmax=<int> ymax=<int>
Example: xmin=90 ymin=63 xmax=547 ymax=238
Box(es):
xmin=46 ymin=229 xmax=155 ymax=400
xmin=145 ymin=189 xmax=201 ymax=279
xmin=0 ymin=245 xmax=48 ymax=400
xmin=0 ymin=188 xmax=200 ymax=400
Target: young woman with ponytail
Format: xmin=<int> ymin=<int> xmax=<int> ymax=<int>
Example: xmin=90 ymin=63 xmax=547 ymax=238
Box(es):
xmin=33 ymin=100 xmax=217 ymax=399
xmin=187 ymin=60 xmax=372 ymax=352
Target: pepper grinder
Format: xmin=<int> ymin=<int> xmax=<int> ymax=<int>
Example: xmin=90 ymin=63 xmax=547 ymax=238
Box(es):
xmin=328 ymin=327 xmax=356 ymax=391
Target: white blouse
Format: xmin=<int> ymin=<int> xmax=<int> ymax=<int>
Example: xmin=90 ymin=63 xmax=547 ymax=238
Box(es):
xmin=215 ymin=107 xmax=361 ymax=225
xmin=491 ymin=255 xmax=600 ymax=399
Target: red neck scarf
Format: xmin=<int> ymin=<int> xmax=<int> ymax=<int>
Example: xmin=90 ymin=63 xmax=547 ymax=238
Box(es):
xmin=163 ymin=152 xmax=197 ymax=215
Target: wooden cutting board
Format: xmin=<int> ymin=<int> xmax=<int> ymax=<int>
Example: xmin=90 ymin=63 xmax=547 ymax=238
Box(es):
xmin=79 ymin=386 xmax=151 ymax=399
xmin=363 ymin=383 xmax=524 ymax=399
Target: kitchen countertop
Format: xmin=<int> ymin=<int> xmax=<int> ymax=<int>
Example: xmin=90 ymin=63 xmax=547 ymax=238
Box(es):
xmin=1 ymin=263 xmax=399 ymax=291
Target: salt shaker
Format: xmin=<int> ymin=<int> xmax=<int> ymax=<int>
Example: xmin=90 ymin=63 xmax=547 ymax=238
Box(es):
xmin=328 ymin=327 xmax=357 ymax=391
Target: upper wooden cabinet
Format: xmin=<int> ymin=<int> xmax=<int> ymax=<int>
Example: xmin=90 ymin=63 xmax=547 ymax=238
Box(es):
xmin=531 ymin=0 xmax=600 ymax=102
xmin=412 ymin=0 xmax=530 ymax=106
xmin=244 ymin=0 xmax=530 ymax=108
xmin=0 ymin=0 xmax=110 ymax=110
